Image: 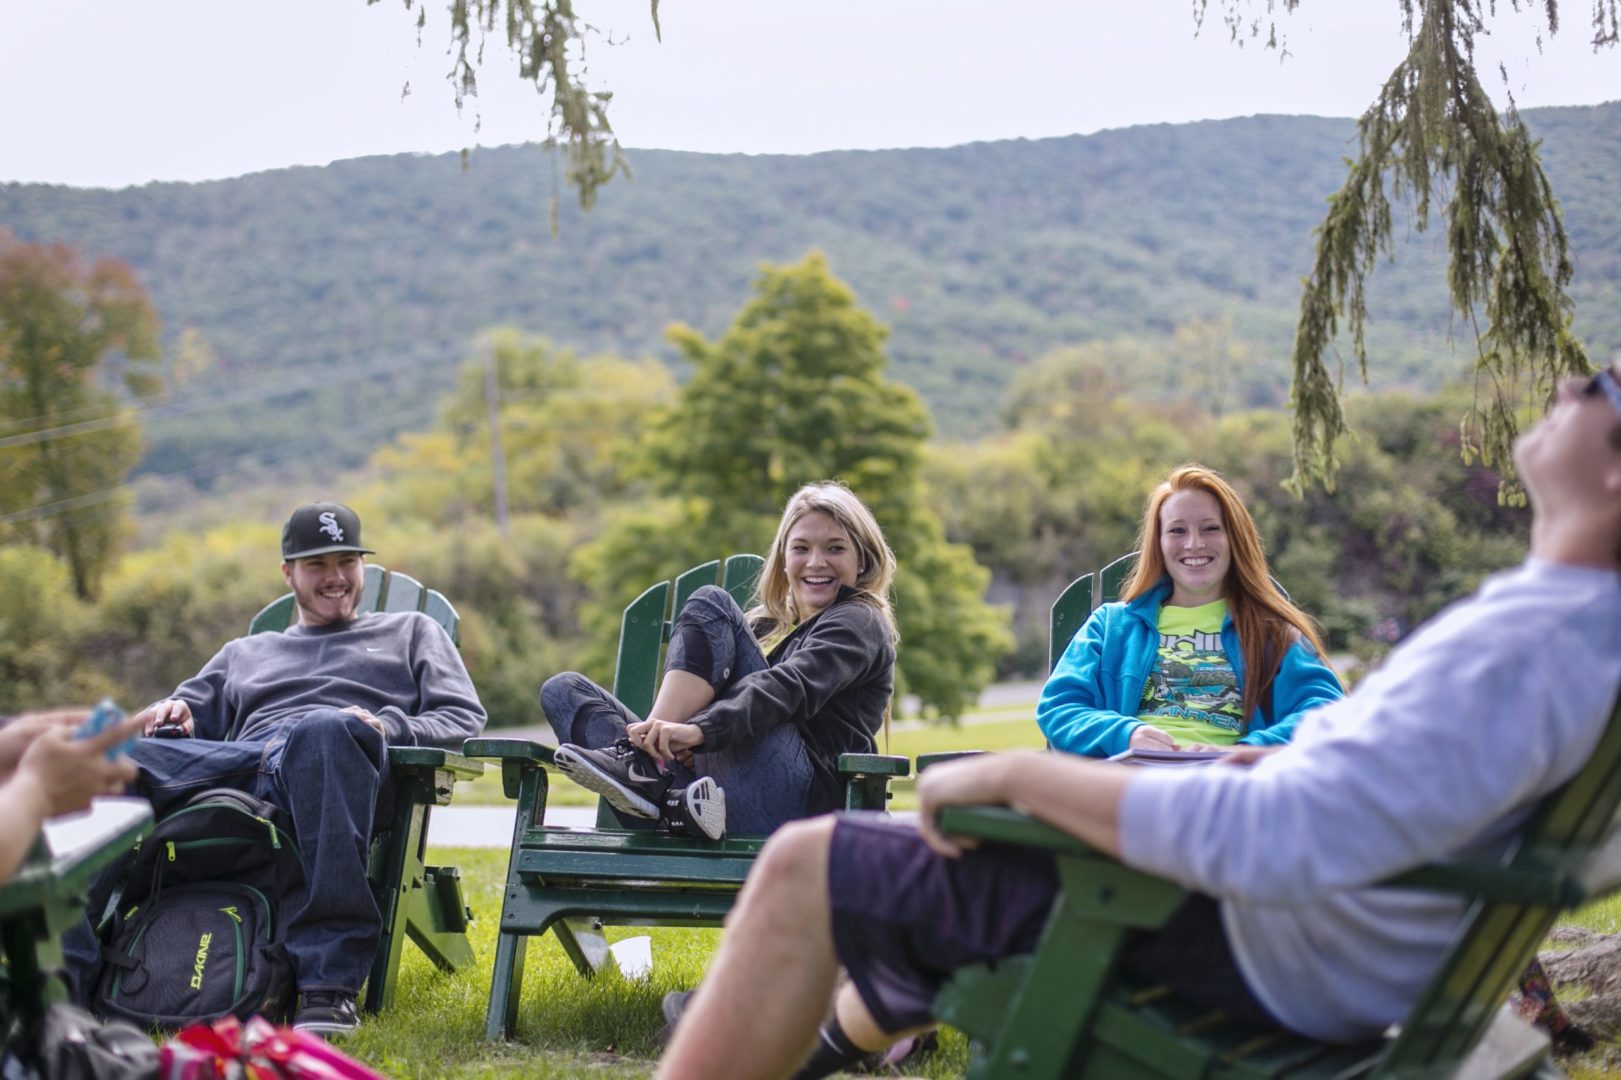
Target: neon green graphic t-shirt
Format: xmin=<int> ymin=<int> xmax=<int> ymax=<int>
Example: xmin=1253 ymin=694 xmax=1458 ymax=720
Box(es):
xmin=1136 ymin=599 xmax=1244 ymax=746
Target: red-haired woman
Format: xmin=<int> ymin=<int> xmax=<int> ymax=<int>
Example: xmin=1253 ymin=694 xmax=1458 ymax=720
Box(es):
xmin=1038 ymin=463 xmax=1342 ymax=756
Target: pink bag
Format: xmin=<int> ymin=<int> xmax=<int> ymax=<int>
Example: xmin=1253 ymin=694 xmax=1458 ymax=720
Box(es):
xmin=160 ymin=1015 xmax=390 ymax=1080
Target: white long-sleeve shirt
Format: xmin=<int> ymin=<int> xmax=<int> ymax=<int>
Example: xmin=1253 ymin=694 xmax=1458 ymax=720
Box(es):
xmin=1119 ymin=559 xmax=1621 ymax=1039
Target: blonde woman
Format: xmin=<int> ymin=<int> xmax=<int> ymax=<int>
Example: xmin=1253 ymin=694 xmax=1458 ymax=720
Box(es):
xmin=549 ymin=482 xmax=898 ymax=841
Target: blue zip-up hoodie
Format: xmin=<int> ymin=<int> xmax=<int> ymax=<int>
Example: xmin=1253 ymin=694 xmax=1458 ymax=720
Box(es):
xmin=1037 ymin=578 xmax=1343 ymax=757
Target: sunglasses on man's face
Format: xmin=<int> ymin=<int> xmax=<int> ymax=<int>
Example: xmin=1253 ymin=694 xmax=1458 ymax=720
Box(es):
xmin=1579 ymin=368 xmax=1621 ymax=417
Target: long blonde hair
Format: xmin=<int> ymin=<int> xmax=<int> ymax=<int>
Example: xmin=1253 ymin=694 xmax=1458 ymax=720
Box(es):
xmin=1123 ymin=464 xmax=1333 ymax=727
xmin=751 ymin=481 xmax=898 ymax=641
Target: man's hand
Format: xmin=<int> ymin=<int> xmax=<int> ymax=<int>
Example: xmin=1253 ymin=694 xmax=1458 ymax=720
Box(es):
xmin=13 ymin=716 xmax=142 ymax=817
xmin=627 ymin=718 xmax=705 ymax=767
xmin=0 ymin=710 xmax=84 ymax=778
xmin=915 ymin=754 xmax=1016 ymax=859
xmin=137 ymin=699 xmax=195 ymax=737
xmin=1128 ymin=724 xmax=1178 ymax=751
xmin=340 ymin=706 xmax=388 ymax=738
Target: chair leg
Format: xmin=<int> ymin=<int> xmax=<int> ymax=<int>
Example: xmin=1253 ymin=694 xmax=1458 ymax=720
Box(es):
xmin=484 ymin=928 xmax=529 ymax=1042
xmin=0 ymin=913 xmax=49 ymax=1038
xmin=364 ymin=777 xmax=431 ymax=1014
xmin=553 ymin=916 xmax=614 ymax=976
xmin=403 ymin=866 xmax=475 ymax=972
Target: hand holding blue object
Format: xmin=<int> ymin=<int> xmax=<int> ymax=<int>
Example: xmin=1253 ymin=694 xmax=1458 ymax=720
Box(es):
xmin=76 ymin=699 xmax=138 ymax=760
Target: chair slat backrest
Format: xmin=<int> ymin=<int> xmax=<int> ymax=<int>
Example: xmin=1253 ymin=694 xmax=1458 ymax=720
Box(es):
xmin=612 ymin=581 xmax=671 ymax=721
xmin=599 ymin=556 xmax=764 ymax=829
xmin=1380 ymin=688 xmax=1621 ymax=1070
xmin=1048 ymin=575 xmax=1094 ymax=676
xmin=610 ymin=555 xmax=766 ymax=726
xmin=722 ymin=555 xmax=764 ymax=611
xmin=1097 ymin=552 xmax=1137 ymax=608
xmin=670 ymin=561 xmax=723 ymax=640
xmin=1047 ymin=554 xmax=1140 ymax=677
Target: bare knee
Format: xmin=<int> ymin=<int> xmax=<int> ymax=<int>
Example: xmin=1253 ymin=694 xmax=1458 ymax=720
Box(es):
xmin=731 ymin=817 xmax=835 ymax=922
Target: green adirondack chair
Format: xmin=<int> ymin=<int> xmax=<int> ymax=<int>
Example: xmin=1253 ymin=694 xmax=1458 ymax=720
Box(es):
xmin=0 ymin=803 xmax=152 ymax=1048
xmin=466 ymin=555 xmax=911 ymax=1042
xmin=930 ymin=700 xmax=1621 ymax=1077
xmin=247 ymin=563 xmax=485 ymax=1015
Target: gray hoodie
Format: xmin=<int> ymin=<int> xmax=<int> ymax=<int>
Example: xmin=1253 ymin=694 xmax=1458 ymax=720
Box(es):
xmin=171 ymin=610 xmax=486 ymax=748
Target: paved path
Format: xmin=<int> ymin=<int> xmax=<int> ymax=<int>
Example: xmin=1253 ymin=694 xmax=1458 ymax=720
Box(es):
xmin=428 ymin=802 xmax=921 ymax=848
xmin=429 ymin=804 xmax=594 ymax=847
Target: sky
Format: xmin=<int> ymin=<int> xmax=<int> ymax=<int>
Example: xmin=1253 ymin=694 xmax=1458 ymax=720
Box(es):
xmin=1 ymin=1 xmax=1616 ymax=189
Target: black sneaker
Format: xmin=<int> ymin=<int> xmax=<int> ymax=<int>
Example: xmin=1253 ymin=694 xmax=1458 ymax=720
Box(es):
xmin=294 ymin=989 xmax=360 ymax=1035
xmin=656 ymin=988 xmax=696 ymax=1046
xmin=554 ymin=739 xmax=671 ymax=819
xmin=661 ymin=777 xmax=727 ymax=841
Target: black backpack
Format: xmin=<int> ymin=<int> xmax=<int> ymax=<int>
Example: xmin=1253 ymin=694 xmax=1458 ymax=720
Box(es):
xmin=90 ymin=788 xmax=308 ymax=1030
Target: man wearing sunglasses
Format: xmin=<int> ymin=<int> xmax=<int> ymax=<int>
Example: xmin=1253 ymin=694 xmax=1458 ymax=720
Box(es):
xmin=657 ymin=362 xmax=1621 ymax=1080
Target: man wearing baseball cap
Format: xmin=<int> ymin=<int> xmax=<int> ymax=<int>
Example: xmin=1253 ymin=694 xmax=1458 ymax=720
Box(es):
xmin=66 ymin=502 xmax=486 ymax=1035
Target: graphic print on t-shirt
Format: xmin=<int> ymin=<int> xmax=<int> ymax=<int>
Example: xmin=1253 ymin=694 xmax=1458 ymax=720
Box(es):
xmin=1137 ymin=601 xmax=1243 ymax=740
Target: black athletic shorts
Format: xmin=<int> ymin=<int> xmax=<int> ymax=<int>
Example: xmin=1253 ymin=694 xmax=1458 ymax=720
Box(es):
xmin=826 ymin=812 xmax=1279 ymax=1034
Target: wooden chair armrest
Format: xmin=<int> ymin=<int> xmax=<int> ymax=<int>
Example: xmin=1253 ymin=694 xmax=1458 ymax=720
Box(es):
xmin=1386 ymin=859 xmax=1588 ymax=906
xmin=837 ymin=753 xmax=910 ymax=778
xmin=941 ymin=811 xmax=1591 ymax=904
xmin=1 ymin=804 xmax=152 ymax=918
xmin=462 ymin=737 xmax=558 ymax=767
xmin=935 ymin=805 xmax=1098 ymax=858
xmin=463 ymin=737 xmax=559 ymax=802
xmin=388 ymin=746 xmax=485 ymax=783
xmin=917 ymin=750 xmax=987 ymax=773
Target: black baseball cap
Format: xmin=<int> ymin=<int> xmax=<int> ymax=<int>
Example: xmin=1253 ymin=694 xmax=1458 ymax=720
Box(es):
xmin=281 ymin=502 xmax=375 ymax=561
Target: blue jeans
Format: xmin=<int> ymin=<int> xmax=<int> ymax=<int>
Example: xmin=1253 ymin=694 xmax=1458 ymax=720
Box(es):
xmin=65 ymin=709 xmax=389 ymax=995
xmin=541 ymin=586 xmax=815 ymax=836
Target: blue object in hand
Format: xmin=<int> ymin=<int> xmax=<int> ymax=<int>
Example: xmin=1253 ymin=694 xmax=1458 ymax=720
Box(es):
xmin=76 ymin=698 xmax=137 ymax=760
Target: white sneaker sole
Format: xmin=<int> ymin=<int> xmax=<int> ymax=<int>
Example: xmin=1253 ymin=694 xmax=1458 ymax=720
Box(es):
xmin=681 ymin=777 xmax=727 ymax=841
xmin=294 ymin=1018 xmax=359 ymax=1037
xmin=554 ymin=745 xmax=662 ymax=819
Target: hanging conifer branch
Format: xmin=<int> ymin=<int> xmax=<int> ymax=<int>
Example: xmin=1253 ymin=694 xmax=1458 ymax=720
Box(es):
xmin=1206 ymin=1 xmax=1616 ymax=500
xmin=380 ymin=0 xmax=662 ymax=209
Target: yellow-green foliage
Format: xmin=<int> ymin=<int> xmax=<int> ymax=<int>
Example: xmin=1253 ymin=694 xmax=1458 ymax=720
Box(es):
xmin=0 ymin=546 xmax=109 ymax=712
xmin=88 ymin=522 xmax=284 ymax=708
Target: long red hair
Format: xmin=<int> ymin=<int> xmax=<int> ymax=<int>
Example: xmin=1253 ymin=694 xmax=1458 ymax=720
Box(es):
xmin=1122 ymin=464 xmax=1334 ymax=728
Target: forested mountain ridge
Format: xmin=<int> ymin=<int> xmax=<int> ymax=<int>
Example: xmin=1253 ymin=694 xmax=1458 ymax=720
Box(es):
xmin=4 ymin=102 xmax=1618 ymax=477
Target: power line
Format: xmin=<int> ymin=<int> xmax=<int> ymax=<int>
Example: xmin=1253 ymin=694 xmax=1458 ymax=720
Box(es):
xmin=1 ymin=398 xmax=441 ymax=526
xmin=0 ymin=347 xmax=457 ymax=449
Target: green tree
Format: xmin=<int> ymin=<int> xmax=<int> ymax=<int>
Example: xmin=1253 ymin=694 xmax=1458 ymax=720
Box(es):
xmin=370 ymin=330 xmax=672 ymax=525
xmin=1205 ymin=1 xmax=1616 ymax=497
xmin=579 ymin=252 xmax=1011 ymax=718
xmin=0 ymin=231 xmax=161 ymax=599
xmin=929 ymin=344 xmax=1201 ymax=673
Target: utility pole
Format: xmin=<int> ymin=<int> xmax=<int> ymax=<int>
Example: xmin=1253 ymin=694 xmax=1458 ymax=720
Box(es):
xmin=485 ymin=347 xmax=510 ymax=537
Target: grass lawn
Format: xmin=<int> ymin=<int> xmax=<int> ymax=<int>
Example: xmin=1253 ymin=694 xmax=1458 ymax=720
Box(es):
xmin=343 ymin=846 xmax=971 ymax=1078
